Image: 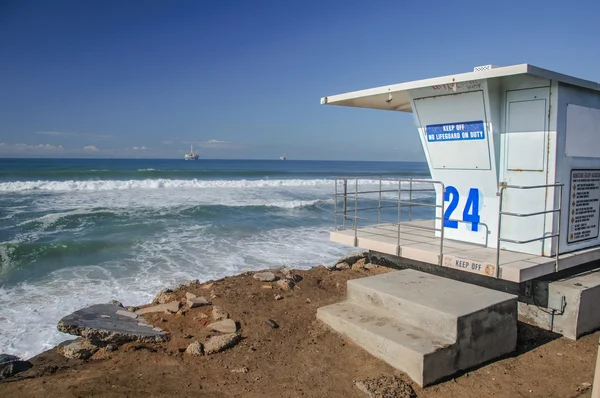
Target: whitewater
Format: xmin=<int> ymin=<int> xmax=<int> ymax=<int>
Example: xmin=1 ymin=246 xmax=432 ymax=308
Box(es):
xmin=0 ymin=159 xmax=431 ymax=358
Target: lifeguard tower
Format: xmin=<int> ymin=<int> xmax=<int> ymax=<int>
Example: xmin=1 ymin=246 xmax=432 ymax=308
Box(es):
xmin=317 ymin=64 xmax=600 ymax=386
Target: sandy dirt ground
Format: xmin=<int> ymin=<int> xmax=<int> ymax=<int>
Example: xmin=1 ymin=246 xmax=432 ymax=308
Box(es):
xmin=1 ymin=264 xmax=598 ymax=398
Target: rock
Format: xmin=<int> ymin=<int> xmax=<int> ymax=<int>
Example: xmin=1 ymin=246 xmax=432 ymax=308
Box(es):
xmin=335 ymin=262 xmax=350 ymax=270
xmin=58 ymin=304 xmax=170 ymax=344
xmin=204 ymin=333 xmax=241 ymax=355
xmin=184 ymin=341 xmax=203 ymax=356
xmin=187 ymin=296 xmax=211 ymax=308
xmin=185 ymin=279 xmax=199 ymax=288
xmin=125 ymin=306 xmax=137 ymax=312
xmin=274 ymin=294 xmax=283 ymax=300
xmin=108 ymin=300 xmax=124 ymax=307
xmin=355 ymin=258 xmax=367 ymax=266
xmin=0 ymin=354 xmax=33 ymax=380
xmin=207 ymin=319 xmax=237 ymax=334
xmin=262 ymin=285 xmax=273 ymax=289
xmin=115 ymin=309 xmax=138 ymax=319
xmin=265 ymin=319 xmax=279 ymax=328
xmin=212 ymin=306 xmax=229 ymax=321
xmin=354 ymin=376 xmax=416 ymax=398
xmin=57 ymin=338 xmax=99 ymax=360
xmin=153 ymin=288 xmax=175 ymax=304
xmin=281 ymin=267 xmax=301 ymax=282
xmin=210 ymin=291 xmax=218 ymax=299
xmin=185 ymin=292 xmax=197 ymax=300
xmin=364 ymin=263 xmax=379 ymax=270
xmin=198 ymin=313 xmax=209 ymax=320
xmin=577 ymin=382 xmax=592 ymax=392
xmin=136 ymin=301 xmax=181 ymax=315
xmin=230 ymin=367 xmax=249 ymax=373
xmin=253 ymin=272 xmax=277 ymax=282
xmin=337 ymin=251 xmax=368 ymax=266
xmin=352 ymin=258 xmax=367 ymax=270
xmin=202 ymin=282 xmax=214 ymax=290
xmin=276 ymin=279 xmax=294 ymax=291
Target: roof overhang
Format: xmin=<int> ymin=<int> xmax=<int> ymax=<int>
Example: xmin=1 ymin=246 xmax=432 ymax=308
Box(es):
xmin=320 ymin=64 xmax=600 ymax=113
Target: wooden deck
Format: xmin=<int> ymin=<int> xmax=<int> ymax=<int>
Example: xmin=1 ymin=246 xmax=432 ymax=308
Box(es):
xmin=330 ymin=220 xmax=600 ymax=283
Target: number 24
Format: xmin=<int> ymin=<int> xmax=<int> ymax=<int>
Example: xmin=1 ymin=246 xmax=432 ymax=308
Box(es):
xmin=444 ymin=186 xmax=480 ymax=231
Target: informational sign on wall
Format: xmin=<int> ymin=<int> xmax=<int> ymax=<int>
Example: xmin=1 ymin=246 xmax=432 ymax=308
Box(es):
xmin=568 ymin=169 xmax=600 ymax=244
xmin=425 ymin=120 xmax=485 ymax=142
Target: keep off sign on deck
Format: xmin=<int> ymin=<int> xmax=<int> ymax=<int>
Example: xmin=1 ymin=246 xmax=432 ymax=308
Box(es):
xmin=442 ymin=255 xmax=496 ymax=277
xmin=568 ymin=170 xmax=600 ymax=244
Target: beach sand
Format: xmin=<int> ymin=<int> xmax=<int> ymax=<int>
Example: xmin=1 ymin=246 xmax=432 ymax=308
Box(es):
xmin=0 ymin=264 xmax=597 ymax=398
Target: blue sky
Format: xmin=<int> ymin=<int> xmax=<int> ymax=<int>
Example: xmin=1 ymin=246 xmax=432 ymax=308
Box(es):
xmin=1 ymin=0 xmax=598 ymax=160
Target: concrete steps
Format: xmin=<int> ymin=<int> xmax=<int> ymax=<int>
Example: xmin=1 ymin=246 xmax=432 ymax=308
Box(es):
xmin=317 ymin=269 xmax=517 ymax=387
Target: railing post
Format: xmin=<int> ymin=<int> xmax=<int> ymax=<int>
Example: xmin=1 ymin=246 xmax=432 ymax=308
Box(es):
xmin=343 ymin=179 xmax=347 ymax=229
xmin=378 ymin=177 xmax=382 ymax=224
xmin=397 ymin=180 xmax=402 ymax=255
xmin=496 ymin=185 xmax=505 ymax=278
xmin=354 ymin=179 xmax=359 ymax=246
xmin=409 ymin=177 xmax=413 ymax=221
xmin=555 ymin=184 xmax=563 ymax=272
xmin=334 ymin=179 xmax=338 ymax=230
xmin=439 ymin=183 xmax=445 ymax=266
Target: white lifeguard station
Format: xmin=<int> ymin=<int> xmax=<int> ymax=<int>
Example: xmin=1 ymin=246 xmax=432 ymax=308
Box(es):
xmin=317 ymin=64 xmax=600 ymax=386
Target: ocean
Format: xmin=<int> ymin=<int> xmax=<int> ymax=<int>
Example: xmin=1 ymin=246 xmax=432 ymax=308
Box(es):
xmin=0 ymin=158 xmax=431 ymax=359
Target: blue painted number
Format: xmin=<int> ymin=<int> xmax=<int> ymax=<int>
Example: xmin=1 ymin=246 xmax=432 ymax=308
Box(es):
xmin=444 ymin=186 xmax=480 ymax=231
xmin=443 ymin=186 xmax=459 ymax=228
xmin=463 ymin=188 xmax=480 ymax=231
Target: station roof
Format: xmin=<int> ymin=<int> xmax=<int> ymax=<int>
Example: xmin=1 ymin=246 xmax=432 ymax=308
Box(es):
xmin=320 ymin=64 xmax=600 ymax=113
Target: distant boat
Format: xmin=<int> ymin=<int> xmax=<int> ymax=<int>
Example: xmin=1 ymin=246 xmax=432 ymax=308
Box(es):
xmin=280 ymin=154 xmax=286 ymax=160
xmin=184 ymin=145 xmax=199 ymax=161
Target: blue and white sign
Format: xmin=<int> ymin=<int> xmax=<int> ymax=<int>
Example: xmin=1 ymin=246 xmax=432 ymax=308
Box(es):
xmin=426 ymin=120 xmax=485 ymax=142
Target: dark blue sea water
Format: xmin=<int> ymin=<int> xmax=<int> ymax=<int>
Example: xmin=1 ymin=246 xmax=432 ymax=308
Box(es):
xmin=0 ymin=158 xmax=430 ymax=358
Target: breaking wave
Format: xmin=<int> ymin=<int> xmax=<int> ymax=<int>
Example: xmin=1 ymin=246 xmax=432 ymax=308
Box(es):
xmin=0 ymin=178 xmax=432 ymax=192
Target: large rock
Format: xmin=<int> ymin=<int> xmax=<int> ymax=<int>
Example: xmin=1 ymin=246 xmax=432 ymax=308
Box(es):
xmin=58 ymin=304 xmax=170 ymax=344
xmin=187 ymin=296 xmax=211 ymax=308
xmin=184 ymin=341 xmax=203 ymax=356
xmin=207 ymin=319 xmax=237 ymax=333
xmin=0 ymin=354 xmax=32 ymax=380
xmin=153 ymin=288 xmax=176 ymax=304
xmin=57 ymin=338 xmax=99 ymax=360
xmin=136 ymin=301 xmax=181 ymax=315
xmin=335 ymin=262 xmax=350 ymax=270
xmin=253 ymin=272 xmax=277 ymax=282
xmin=204 ymin=333 xmax=241 ymax=355
xmin=212 ymin=306 xmax=229 ymax=321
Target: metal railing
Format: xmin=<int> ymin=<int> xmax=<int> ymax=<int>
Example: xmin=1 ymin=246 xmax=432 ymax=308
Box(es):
xmin=333 ymin=178 xmax=561 ymax=278
xmin=334 ymin=177 xmax=447 ymax=263
xmin=496 ymin=183 xmax=564 ymax=277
